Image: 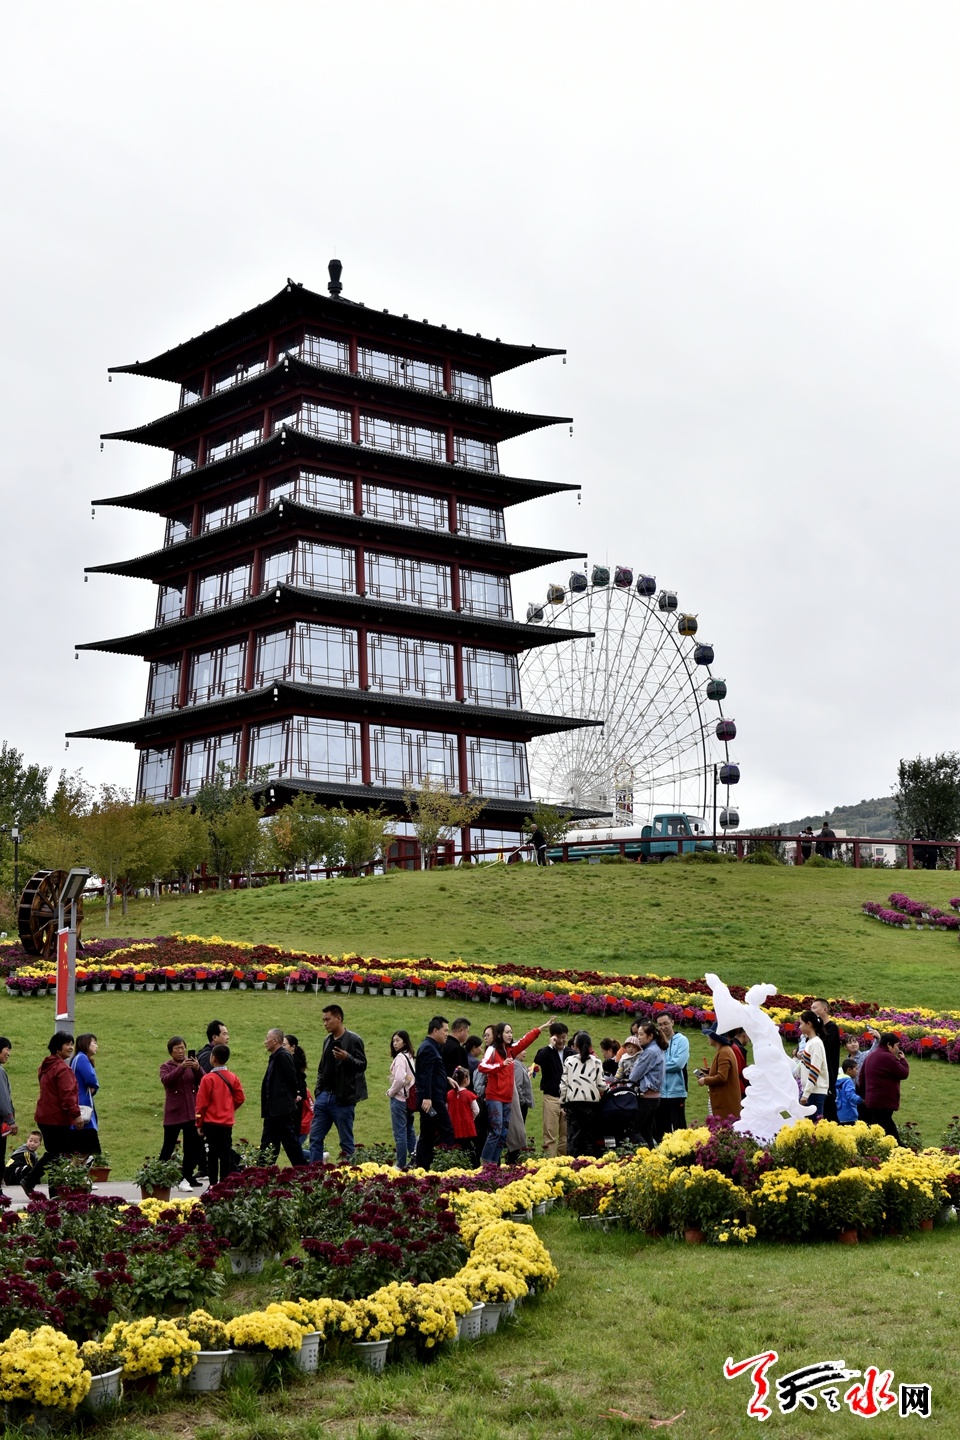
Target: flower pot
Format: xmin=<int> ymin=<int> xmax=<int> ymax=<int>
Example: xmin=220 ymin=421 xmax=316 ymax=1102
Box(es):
xmin=339 ymin=983 xmax=351 ymax=993
xmin=145 ymin=983 xmax=156 ymax=991
xmin=544 ymin=1197 xmax=555 ymax=1212
xmin=140 ymin=1185 xmax=171 ymax=1202
xmin=82 ymin=1366 xmax=123 ymax=1411
xmin=90 ymin=1166 xmax=111 ymax=1183
xmin=238 ymin=982 xmax=248 ymax=990
xmin=120 ymin=983 xmax=131 ymax=991
xmin=296 ymin=983 xmax=307 ymax=992
xmin=838 ymin=1228 xmax=858 ymax=1244
xmin=2 ymin=1401 xmax=71 ymax=1432
xmin=183 ymin=1350 xmax=232 ymax=1392
xmin=534 ymin=1201 xmax=547 ymax=1216
xmin=325 ymin=983 xmax=336 ymax=992
xmin=417 ymin=988 xmax=428 ymax=999
xmin=265 ymin=982 xmax=277 ymax=990
xmin=381 ymin=987 xmax=393 ymax=997
xmin=168 ymin=981 xmax=180 ymax=990
xmin=601 ymin=1213 xmax=622 ymax=1233
xmin=461 ymin=1302 xmax=484 ymax=1340
xmin=578 ymin=1214 xmax=603 ymax=1229
xmin=219 ymin=981 xmax=232 ymax=990
xmin=503 ymin=1297 xmax=516 ymax=1318
xmin=684 ymin=1227 xmax=704 ymax=1245
xmin=229 ymin=1350 xmax=272 ymax=1379
xmin=405 ymin=988 xmax=416 ymax=998
xmin=352 ymin=1339 xmax=390 ymax=1373
xmin=134 ymin=983 xmax=144 ymax=991
xmin=919 ymin=1217 xmax=934 ymax=1231
xmin=229 ymin=1248 xmax=267 ymax=1275
xmin=470 ymin=994 xmax=480 ymax=1002
xmin=479 ymin=1301 xmax=504 ymax=1334
xmin=91 ymin=983 xmax=103 ymax=992
xmin=489 ymin=995 xmax=501 ymax=1004
xmin=253 ymin=981 xmax=264 ymax=990
xmin=293 ymin=1331 xmax=321 ymax=1373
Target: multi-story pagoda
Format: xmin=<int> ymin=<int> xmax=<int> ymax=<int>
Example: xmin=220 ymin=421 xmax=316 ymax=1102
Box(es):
xmin=70 ymin=262 xmax=599 ymax=854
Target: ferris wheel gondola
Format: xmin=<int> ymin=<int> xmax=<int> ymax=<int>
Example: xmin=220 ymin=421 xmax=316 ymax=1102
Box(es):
xmin=519 ymin=565 xmax=742 ymax=831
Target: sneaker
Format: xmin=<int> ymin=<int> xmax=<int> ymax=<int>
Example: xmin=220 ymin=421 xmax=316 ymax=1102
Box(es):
xmin=177 ymin=1178 xmax=195 ymax=1192
xmin=84 ymin=1156 xmax=96 ymax=1170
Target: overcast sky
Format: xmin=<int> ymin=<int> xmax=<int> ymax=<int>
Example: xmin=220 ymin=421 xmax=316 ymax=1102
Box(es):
xmin=2 ymin=2 xmax=959 ymax=828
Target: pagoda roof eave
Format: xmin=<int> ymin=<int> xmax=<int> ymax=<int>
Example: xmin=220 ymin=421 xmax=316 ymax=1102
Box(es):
xmin=101 ymin=355 xmax=570 ymax=448
xmin=85 ymin=499 xmax=586 ymax=580
xmin=92 ymin=431 xmax=579 ymax=515
xmin=259 ymin=780 xmax=608 ymax=828
xmin=75 ymin=584 xmax=594 ymax=657
xmin=107 ymin=282 xmax=564 ymax=383
xmin=64 ymin=680 xmax=603 ymax=744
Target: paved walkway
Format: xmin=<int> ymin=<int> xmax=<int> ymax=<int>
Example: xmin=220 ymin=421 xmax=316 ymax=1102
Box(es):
xmin=1 ymin=1180 xmax=209 ymax=1209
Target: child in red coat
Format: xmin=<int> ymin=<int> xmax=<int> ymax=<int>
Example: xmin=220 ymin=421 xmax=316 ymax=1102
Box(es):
xmin=447 ymin=1067 xmax=480 ymax=1165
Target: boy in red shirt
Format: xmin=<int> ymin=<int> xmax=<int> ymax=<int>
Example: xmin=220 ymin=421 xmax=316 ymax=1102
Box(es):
xmin=195 ymin=1044 xmax=245 ymax=1185
xmin=447 ymin=1066 xmax=480 ymax=1165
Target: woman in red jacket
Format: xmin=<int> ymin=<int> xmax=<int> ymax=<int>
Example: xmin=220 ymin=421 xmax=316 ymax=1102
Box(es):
xmin=32 ymin=1031 xmax=93 ymax=1187
xmin=478 ymin=1021 xmax=542 ymax=1164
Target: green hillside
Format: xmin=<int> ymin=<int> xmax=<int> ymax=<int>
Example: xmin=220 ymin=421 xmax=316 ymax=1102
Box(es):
xmin=767 ymin=795 xmax=897 ymax=837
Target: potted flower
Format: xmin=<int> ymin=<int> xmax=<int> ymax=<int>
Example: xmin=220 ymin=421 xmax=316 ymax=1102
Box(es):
xmin=490 ymin=984 xmax=503 ymax=1005
xmin=380 ymin=974 xmax=394 ymax=996
xmin=225 ymin=1309 xmax=303 ymax=1378
xmin=165 ymin=967 xmax=180 ymax=991
xmin=202 ymin=1175 xmax=300 ymax=1273
xmin=458 ymin=1265 xmax=527 ymax=1333
xmin=135 ymin=1153 xmax=185 ymax=1201
xmin=102 ymin=1316 xmax=199 ymax=1392
xmin=667 ymin=1165 xmax=748 ymax=1243
xmin=262 ymin=1301 xmax=321 ymax=1372
xmin=253 ymin=970 xmax=267 ymax=990
xmin=177 ymin=1309 xmax=232 ymax=1393
xmin=0 ymin=1324 xmax=92 ymax=1422
xmin=79 ymin=1339 xmax=124 ymax=1411
xmin=342 ymin=1294 xmax=401 ymax=1372
xmin=89 ymin=1149 xmax=112 ymax=1184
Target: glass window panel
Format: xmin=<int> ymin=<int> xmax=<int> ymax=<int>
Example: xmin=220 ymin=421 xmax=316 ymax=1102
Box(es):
xmin=456 ymin=501 xmax=505 ymax=540
xmin=368 ymin=634 xmax=454 ymax=699
xmin=450 ymin=369 xmax=493 ymax=406
xmin=275 ymin=328 xmax=350 ymax=372
xmin=250 ymin=716 xmax=361 ymax=782
xmin=206 ymin=421 xmax=263 ymax=465
xmin=156 ymin=582 xmax=187 ymax=625
xmin=180 ymin=375 xmax=204 ymax=408
xmin=272 ymin=400 xmax=352 ymax=443
xmin=460 ymin=568 xmax=513 ymax=619
xmin=180 ymin=731 xmax=241 ymax=796
xmin=468 ymin=736 xmax=529 ymax=798
xmin=172 ymin=443 xmax=199 ymax=477
xmin=164 ymin=511 xmax=193 ymax=547
xmin=136 ymin=746 xmax=175 ymax=801
xmin=145 ymin=659 xmax=181 ymax=715
xmin=463 ymin=648 xmax=521 ymax=707
xmin=194 ymin=561 xmax=252 ymax=614
xmin=369 ymin=726 xmax=458 ymax=790
xmin=261 ymin=540 xmax=355 ymax=594
xmin=357 ymin=347 xmax=444 ymax=394
xmin=365 ymin=552 xmax=449 ymax=609
xmin=269 ymin=469 xmax=354 ymax=514
xmin=187 ymin=640 xmax=247 ymax=705
xmin=211 ymin=346 xmax=267 ymax=392
xmin=359 ymin=412 xmax=446 ymax=462
xmin=254 ymin=622 xmax=358 ymax=688
xmin=202 ymin=486 xmax=258 ymax=533
xmin=363 ymin=482 xmax=447 ymax=530
xmin=453 ymin=434 xmax=499 ymax=472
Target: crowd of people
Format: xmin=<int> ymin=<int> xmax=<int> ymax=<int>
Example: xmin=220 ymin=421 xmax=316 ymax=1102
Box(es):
xmin=0 ymin=997 xmax=913 ymax=1190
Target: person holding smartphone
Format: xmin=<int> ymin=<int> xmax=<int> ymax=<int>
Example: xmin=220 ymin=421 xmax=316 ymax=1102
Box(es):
xmin=159 ymin=1036 xmax=203 ymax=1191
xmin=858 ymin=1032 xmax=909 ymax=1141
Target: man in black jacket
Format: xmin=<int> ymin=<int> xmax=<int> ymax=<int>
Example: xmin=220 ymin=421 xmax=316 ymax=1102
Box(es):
xmin=415 ymin=1016 xmax=455 ymax=1169
xmin=197 ymin=1020 xmax=229 ymax=1075
xmin=260 ymin=1027 xmax=306 ymax=1166
xmin=441 ymin=1018 xmax=470 ymax=1077
xmin=308 ymin=1005 xmax=368 ymax=1162
xmin=533 ymin=1021 xmax=568 ymax=1156
xmin=811 ymin=998 xmax=841 ymax=1122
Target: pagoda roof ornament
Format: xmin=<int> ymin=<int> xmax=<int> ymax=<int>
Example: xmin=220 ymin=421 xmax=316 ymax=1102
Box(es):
xmin=328 ymin=258 xmax=343 ymax=296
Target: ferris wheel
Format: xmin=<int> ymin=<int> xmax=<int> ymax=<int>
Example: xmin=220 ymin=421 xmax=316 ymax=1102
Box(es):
xmin=519 ymin=565 xmax=740 ymax=830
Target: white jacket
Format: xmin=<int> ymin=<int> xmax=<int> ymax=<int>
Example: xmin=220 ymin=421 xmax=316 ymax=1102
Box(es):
xmin=560 ymin=1053 xmax=608 ymax=1105
xmin=793 ymin=1035 xmax=828 ymax=1099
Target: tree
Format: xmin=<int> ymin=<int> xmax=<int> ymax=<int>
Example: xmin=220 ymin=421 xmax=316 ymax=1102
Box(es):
xmin=403 ymin=776 xmax=486 ymax=868
xmin=0 ymin=741 xmax=51 ymax=830
xmin=521 ymin=800 xmax=574 ymax=849
xmin=337 ymin=806 xmax=396 ymax=876
xmin=894 ymin=753 xmax=960 ymax=840
xmin=209 ymin=794 xmax=265 ymax=888
xmin=22 ymin=770 xmax=92 ymax=875
xmin=267 ymin=793 xmax=345 ymax=879
xmin=192 ymin=763 xmax=268 ymax=888
xmin=157 ymin=802 xmax=209 ymax=891
xmin=80 ymin=787 xmax=140 ymax=929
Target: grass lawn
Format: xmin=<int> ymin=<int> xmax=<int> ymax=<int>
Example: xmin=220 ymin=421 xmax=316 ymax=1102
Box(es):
xmin=82 ymin=861 xmax=960 ymax=1011
xmin=90 ymin=1212 xmax=959 ymax=1439
xmin=0 ymin=991 xmax=956 ymax=1179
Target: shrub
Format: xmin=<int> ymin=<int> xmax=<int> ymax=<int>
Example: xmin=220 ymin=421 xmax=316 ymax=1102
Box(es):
xmin=667 ymin=1166 xmax=749 ymax=1234
xmin=749 ymin=1168 xmax=817 ymax=1240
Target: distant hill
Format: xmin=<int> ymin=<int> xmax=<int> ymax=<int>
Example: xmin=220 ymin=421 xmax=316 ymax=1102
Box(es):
xmin=764 ymin=796 xmax=897 ymax=837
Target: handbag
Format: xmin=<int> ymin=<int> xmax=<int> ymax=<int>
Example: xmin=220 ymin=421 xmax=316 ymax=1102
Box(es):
xmin=403 ymin=1056 xmax=418 ymax=1112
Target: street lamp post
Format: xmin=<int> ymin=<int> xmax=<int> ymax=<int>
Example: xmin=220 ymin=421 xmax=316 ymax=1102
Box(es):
xmin=56 ymin=868 xmax=91 ymax=1035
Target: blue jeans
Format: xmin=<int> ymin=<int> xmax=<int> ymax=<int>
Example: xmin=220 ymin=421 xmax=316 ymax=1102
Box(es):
xmin=480 ymin=1099 xmax=511 ymax=1164
xmin=807 ymin=1094 xmax=826 ymax=1119
xmin=309 ymin=1091 xmax=356 ymax=1161
xmin=390 ymin=1097 xmax=417 ymax=1167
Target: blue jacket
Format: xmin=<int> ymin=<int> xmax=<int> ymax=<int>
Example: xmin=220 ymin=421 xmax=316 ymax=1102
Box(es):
xmin=661 ymin=1033 xmax=690 ymax=1099
xmin=70 ymin=1052 xmax=99 ymax=1130
xmin=415 ymin=1036 xmax=450 ymax=1108
xmin=835 ymin=1074 xmax=861 ymax=1123
xmin=628 ymin=1043 xmax=666 ymax=1094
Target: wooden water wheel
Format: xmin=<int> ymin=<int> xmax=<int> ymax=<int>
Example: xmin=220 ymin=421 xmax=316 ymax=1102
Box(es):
xmin=17 ymin=870 xmax=83 ymax=959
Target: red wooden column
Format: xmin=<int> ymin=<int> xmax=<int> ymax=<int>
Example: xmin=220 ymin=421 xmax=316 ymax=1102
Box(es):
xmin=185 ymin=569 xmax=197 ymax=617
xmin=178 ymin=648 xmax=190 ymax=709
xmin=450 ymin=561 xmax=461 ymax=612
xmin=238 ymin=722 xmax=251 ymax=778
xmin=906 ymin=842 xmax=914 ymax=870
xmin=460 ymin=825 xmax=472 ymax=862
xmin=244 ymin=629 xmax=257 ymax=691
xmin=262 ymin=406 xmax=271 ymax=441
xmin=457 ymin=732 xmax=469 ymax=794
xmin=353 ymin=475 xmax=364 ymax=514
xmin=349 ymin=336 xmax=358 ymax=374
xmin=202 ymin=367 xmax=212 ymax=399
xmin=171 ymin=739 xmax=184 ymax=799
xmin=258 ymin=477 xmax=268 ymax=511
xmin=197 ymin=434 xmax=207 ymax=467
xmin=267 ymin=335 xmax=277 ymax=368
xmin=361 ymin=720 xmax=372 ymax=784
xmin=448 ymin=494 xmax=458 ymax=532
xmin=191 ymin=501 xmax=202 ymax=537
xmin=445 ymin=425 xmax=455 ymax=463
xmin=356 ymin=545 xmax=365 ymax=596
xmin=853 ymin=839 xmax=861 ymax=868
xmin=252 ymin=547 xmax=263 ymax=597
xmin=454 ymin=641 xmax=465 ymax=702
xmin=358 ymin=628 xmax=368 ymax=690
xmin=443 ymin=358 xmax=452 ymax=394
xmin=351 ymin=404 xmax=361 ymax=444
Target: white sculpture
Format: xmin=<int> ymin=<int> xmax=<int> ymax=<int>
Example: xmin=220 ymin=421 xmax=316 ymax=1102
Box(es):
xmin=705 ymin=972 xmax=815 ymax=1142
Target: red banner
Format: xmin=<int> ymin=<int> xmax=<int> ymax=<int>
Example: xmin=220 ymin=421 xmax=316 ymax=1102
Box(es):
xmin=56 ymin=928 xmax=69 ymax=1021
